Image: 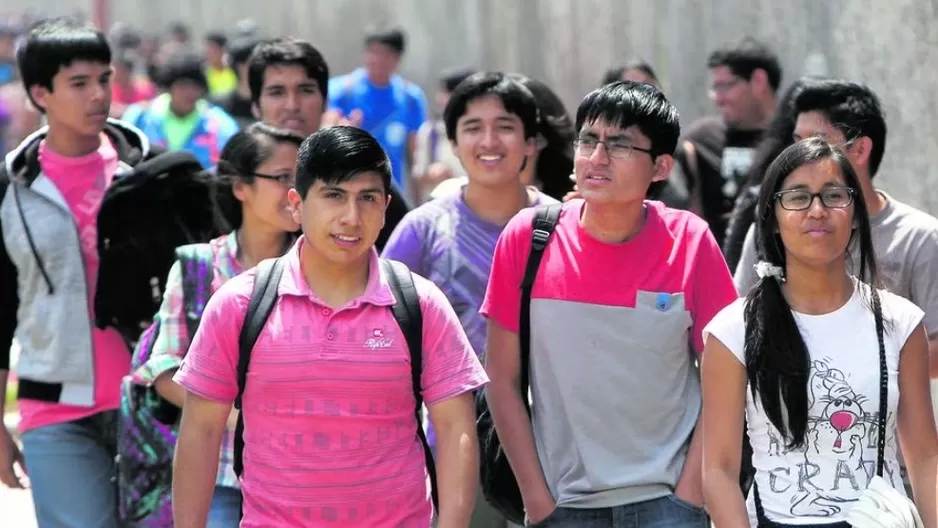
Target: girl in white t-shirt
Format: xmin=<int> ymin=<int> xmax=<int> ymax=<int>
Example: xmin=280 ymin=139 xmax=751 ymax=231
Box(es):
xmin=700 ymin=137 xmax=938 ymax=527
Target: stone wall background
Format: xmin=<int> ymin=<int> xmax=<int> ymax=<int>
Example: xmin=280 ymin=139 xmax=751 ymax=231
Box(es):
xmin=4 ymin=0 xmax=938 ymax=211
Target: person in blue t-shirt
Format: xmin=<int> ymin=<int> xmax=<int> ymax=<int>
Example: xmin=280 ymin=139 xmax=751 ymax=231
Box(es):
xmin=327 ymin=27 xmax=428 ymax=204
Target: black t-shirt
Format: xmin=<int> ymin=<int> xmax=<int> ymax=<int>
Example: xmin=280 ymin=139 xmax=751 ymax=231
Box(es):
xmin=211 ymin=91 xmax=255 ymax=129
xmin=677 ymin=116 xmax=762 ymax=247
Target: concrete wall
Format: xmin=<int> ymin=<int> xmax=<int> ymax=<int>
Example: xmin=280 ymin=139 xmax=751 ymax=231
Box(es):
xmin=4 ymin=0 xmax=938 ymax=211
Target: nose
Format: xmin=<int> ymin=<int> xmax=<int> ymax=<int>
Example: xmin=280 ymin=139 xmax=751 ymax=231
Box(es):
xmin=480 ymin=126 xmax=499 ymax=150
xmin=284 ymin=90 xmax=300 ymax=111
xmin=340 ymin=200 xmax=363 ymax=227
xmin=588 ymin=141 xmax=610 ymax=166
xmin=806 ymin=195 xmax=828 ymax=218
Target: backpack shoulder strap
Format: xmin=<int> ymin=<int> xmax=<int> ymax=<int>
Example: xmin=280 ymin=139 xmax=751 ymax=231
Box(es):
xmin=173 ymin=243 xmax=216 ymax=340
xmin=380 ymin=258 xmax=437 ymax=510
xmin=233 ymin=256 xmax=286 ymax=478
xmin=519 ymin=203 xmax=562 ymax=409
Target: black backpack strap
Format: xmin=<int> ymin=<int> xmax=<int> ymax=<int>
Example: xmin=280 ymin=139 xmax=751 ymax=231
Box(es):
xmin=519 ymin=203 xmax=563 ymax=409
xmin=380 ymin=258 xmax=438 ymax=510
xmin=232 ymin=257 xmax=286 ymax=479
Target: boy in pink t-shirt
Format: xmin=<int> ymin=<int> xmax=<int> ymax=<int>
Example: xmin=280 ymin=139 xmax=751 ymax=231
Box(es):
xmin=173 ymin=126 xmax=487 ymax=527
xmin=0 ymin=19 xmax=135 ymax=528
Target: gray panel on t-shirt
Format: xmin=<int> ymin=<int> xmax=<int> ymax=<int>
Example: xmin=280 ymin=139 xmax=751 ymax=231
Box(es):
xmin=528 ymin=292 xmax=699 ymax=508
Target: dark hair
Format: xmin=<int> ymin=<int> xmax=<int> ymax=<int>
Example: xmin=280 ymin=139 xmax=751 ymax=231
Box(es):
xmin=294 ymin=126 xmax=392 ymax=199
xmin=443 ymin=71 xmax=539 ymax=141
xmin=168 ymin=21 xmax=189 ymax=40
xmin=247 ymin=37 xmax=329 ymax=105
xmin=364 ymin=27 xmax=405 ymax=55
xmin=600 ymin=59 xmax=659 ymax=87
xmin=575 ymin=80 xmax=680 ymax=158
xmin=204 ymin=31 xmax=227 ymax=48
xmin=724 ymin=77 xmax=819 ymax=270
xmin=509 ymin=74 xmax=575 ymax=200
xmin=214 ymin=122 xmax=305 ymax=230
xmin=746 ymin=137 xmax=878 ymax=449
xmin=707 ymin=36 xmax=782 ymax=92
xmin=227 ymin=36 xmax=259 ymax=69
xmin=793 ymin=79 xmax=887 ymax=177
xmin=17 ymin=17 xmax=111 ymax=114
xmin=440 ymin=66 xmax=476 ymax=93
xmin=159 ymin=50 xmax=207 ymax=91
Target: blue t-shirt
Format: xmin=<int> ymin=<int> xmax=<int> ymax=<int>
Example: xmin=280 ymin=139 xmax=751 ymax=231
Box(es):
xmin=328 ymin=68 xmax=428 ymax=193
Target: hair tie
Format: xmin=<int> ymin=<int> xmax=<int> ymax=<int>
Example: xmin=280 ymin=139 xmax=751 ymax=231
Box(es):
xmin=754 ymin=261 xmax=786 ymax=283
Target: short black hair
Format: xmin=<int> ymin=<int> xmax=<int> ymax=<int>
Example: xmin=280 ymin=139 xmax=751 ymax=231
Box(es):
xmin=364 ymin=27 xmax=405 ymax=55
xmin=17 ymin=17 xmax=111 ymax=113
xmin=214 ymin=122 xmax=305 ymax=230
xmin=793 ymin=79 xmax=888 ymax=177
xmin=205 ymin=31 xmax=227 ymax=48
xmin=707 ymin=36 xmax=782 ymax=92
xmin=575 ymin=80 xmax=680 ymax=157
xmin=600 ymin=59 xmax=659 ymax=87
xmin=168 ymin=21 xmax=189 ymax=40
xmin=160 ymin=50 xmax=207 ymax=91
xmin=247 ymin=37 xmax=329 ymax=105
xmin=439 ymin=66 xmax=477 ymax=93
xmin=443 ymin=71 xmax=539 ymax=141
xmin=227 ymin=36 xmax=259 ymax=69
xmin=294 ymin=126 xmax=392 ymax=199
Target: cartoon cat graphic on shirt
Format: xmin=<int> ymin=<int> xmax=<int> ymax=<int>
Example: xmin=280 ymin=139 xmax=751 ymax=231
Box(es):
xmin=785 ymin=359 xmax=881 ymax=517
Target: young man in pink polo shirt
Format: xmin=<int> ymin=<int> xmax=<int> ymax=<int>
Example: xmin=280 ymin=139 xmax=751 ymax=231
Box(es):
xmin=173 ymin=125 xmax=487 ymax=527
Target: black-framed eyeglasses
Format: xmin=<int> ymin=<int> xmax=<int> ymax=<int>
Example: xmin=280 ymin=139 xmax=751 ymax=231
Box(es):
xmin=252 ymin=172 xmax=295 ymax=187
xmin=573 ymin=137 xmax=654 ymax=160
xmin=774 ymin=187 xmax=856 ymax=211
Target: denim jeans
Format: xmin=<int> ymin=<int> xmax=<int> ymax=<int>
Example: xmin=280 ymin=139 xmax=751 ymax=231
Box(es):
xmin=207 ymin=485 xmax=243 ymax=528
xmin=20 ymin=411 xmax=120 ymax=528
xmin=527 ymin=495 xmax=709 ymax=528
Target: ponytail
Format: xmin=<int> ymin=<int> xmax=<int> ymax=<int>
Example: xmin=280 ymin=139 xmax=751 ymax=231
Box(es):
xmin=743 ymin=276 xmax=811 ymax=449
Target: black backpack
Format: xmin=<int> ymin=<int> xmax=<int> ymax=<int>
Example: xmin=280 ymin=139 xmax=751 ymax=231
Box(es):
xmin=95 ymin=150 xmax=223 ymax=342
xmin=476 ymin=203 xmax=562 ymax=524
xmin=230 ymin=256 xmax=438 ymax=509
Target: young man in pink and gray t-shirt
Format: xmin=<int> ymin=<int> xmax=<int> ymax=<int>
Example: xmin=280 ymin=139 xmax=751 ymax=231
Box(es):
xmin=173 ymin=126 xmax=486 ymax=527
xmin=482 ymin=81 xmax=738 ymax=526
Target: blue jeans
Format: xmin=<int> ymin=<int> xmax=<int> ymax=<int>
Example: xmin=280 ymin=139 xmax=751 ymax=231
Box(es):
xmin=208 ymin=485 xmax=242 ymax=528
xmin=527 ymin=495 xmax=709 ymax=527
xmin=20 ymin=411 xmax=119 ymax=528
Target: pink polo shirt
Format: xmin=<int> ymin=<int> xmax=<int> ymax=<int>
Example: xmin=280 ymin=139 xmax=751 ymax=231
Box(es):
xmin=174 ymin=238 xmax=487 ymax=527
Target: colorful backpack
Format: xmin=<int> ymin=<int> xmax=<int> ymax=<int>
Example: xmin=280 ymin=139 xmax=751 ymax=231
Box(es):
xmin=117 ymin=243 xmax=216 ymax=526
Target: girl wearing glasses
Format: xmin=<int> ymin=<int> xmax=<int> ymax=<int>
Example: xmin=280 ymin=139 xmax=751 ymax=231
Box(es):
xmin=700 ymin=138 xmax=937 ymax=527
xmin=125 ymin=122 xmax=302 ymax=526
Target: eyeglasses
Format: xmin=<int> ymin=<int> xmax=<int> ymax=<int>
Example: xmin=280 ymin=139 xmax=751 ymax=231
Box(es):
xmin=252 ymin=172 xmax=295 ymax=187
xmin=573 ymin=137 xmax=654 ymax=160
xmin=774 ymin=187 xmax=856 ymax=211
xmin=708 ymin=78 xmax=743 ymax=96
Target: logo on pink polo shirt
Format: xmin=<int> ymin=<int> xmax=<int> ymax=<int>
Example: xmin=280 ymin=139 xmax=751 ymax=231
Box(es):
xmin=365 ymin=328 xmax=394 ymax=349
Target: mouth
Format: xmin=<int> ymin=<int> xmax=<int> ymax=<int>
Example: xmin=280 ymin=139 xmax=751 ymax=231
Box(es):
xmin=88 ymin=111 xmax=108 ymax=120
xmin=332 ymin=234 xmax=362 ymax=247
xmin=477 ymin=154 xmax=504 ymax=167
xmin=584 ymin=172 xmax=612 ymax=183
xmin=281 ymin=117 xmax=305 ymax=129
xmin=804 ymin=227 xmax=833 ymax=236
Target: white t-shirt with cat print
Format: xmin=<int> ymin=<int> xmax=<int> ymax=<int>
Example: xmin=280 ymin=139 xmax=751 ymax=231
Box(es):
xmin=703 ymin=282 xmax=923 ymax=525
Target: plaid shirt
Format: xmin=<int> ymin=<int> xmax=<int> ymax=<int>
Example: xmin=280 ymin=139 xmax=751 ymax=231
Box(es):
xmin=131 ymin=232 xmax=242 ymax=488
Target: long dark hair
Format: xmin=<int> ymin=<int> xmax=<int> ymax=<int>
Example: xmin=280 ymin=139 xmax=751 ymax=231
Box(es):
xmin=213 ymin=122 xmax=304 ymax=231
xmin=508 ymin=74 xmax=576 ymax=201
xmin=744 ymin=137 xmax=879 ymax=448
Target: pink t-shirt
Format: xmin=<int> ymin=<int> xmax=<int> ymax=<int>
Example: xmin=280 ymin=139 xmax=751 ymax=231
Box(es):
xmin=19 ymin=137 xmax=131 ymax=432
xmin=174 ymin=238 xmax=487 ymax=527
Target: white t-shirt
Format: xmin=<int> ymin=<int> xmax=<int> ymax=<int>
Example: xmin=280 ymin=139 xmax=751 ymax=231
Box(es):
xmin=703 ymin=282 xmax=923 ymax=525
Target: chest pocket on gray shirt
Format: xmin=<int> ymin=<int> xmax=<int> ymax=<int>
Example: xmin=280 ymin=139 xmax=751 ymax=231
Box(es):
xmin=633 ymin=291 xmax=694 ymax=361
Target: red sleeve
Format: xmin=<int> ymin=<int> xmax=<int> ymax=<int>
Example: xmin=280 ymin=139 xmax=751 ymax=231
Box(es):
xmin=478 ymin=208 xmax=537 ymax=333
xmin=689 ymin=225 xmax=739 ymax=354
